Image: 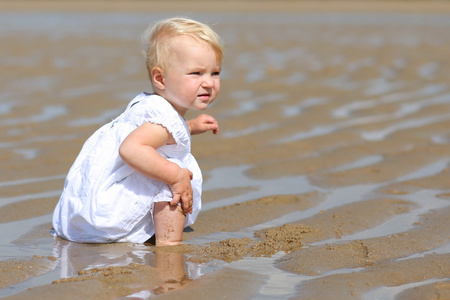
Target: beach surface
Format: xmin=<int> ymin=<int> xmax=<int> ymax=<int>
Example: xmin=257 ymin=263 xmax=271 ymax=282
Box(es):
xmin=1 ymin=1 xmax=450 ymax=299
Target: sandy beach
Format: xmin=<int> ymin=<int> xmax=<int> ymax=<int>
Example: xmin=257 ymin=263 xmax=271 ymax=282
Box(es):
xmin=1 ymin=1 xmax=450 ymax=299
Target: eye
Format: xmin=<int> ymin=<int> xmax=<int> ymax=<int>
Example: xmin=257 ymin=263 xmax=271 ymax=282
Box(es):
xmin=212 ymin=71 xmax=221 ymax=76
xmin=189 ymin=72 xmax=201 ymax=75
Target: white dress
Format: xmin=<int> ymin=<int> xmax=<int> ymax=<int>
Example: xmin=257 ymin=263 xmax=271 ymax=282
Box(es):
xmin=52 ymin=93 xmax=202 ymax=243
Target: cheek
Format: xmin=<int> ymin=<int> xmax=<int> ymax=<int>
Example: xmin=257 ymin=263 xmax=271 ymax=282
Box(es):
xmin=215 ymin=79 xmax=221 ymax=91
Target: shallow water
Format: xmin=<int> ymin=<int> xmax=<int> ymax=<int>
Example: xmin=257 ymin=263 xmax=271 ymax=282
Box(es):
xmin=1 ymin=10 xmax=450 ymax=299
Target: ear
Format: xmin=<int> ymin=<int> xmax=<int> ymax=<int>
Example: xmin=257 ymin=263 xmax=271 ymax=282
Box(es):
xmin=151 ymin=67 xmax=165 ymax=90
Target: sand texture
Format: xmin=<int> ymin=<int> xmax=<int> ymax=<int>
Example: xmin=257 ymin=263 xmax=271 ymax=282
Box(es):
xmin=1 ymin=1 xmax=450 ymax=299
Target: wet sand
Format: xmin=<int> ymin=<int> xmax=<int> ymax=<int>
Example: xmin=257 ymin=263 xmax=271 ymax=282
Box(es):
xmin=1 ymin=1 xmax=450 ymax=299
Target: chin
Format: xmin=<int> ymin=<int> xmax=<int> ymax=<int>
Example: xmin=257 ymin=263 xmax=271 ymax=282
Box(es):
xmin=196 ymin=103 xmax=212 ymax=111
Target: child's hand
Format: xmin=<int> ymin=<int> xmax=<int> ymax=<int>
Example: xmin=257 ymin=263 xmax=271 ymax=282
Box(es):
xmin=169 ymin=168 xmax=194 ymax=214
xmin=187 ymin=114 xmax=219 ymax=135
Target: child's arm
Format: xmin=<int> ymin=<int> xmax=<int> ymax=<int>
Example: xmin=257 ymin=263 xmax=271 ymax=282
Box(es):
xmin=187 ymin=114 xmax=219 ymax=135
xmin=119 ymin=122 xmax=193 ymax=214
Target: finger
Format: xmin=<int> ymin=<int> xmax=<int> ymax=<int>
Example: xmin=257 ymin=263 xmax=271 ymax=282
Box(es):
xmin=209 ymin=123 xmax=219 ymax=130
xmin=182 ymin=194 xmax=193 ymax=214
xmin=170 ymin=194 xmax=180 ymax=206
xmin=203 ymin=123 xmax=219 ymax=134
xmin=200 ymin=114 xmax=214 ymax=122
xmin=200 ymin=115 xmax=217 ymax=125
xmin=182 ymin=200 xmax=190 ymax=214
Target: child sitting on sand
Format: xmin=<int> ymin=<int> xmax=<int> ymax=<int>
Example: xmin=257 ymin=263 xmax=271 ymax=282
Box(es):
xmin=52 ymin=17 xmax=223 ymax=246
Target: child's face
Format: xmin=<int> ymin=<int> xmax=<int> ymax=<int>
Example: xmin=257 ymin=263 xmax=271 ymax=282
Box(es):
xmin=160 ymin=36 xmax=221 ymax=116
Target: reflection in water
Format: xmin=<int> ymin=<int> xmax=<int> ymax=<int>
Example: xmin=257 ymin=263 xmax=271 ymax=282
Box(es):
xmin=0 ymin=236 xmax=209 ymax=298
xmin=51 ymin=238 xmax=202 ymax=297
xmin=152 ymin=251 xmax=192 ymax=295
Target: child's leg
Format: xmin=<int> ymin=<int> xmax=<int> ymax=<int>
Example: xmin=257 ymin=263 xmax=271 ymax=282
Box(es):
xmin=153 ymin=202 xmax=186 ymax=246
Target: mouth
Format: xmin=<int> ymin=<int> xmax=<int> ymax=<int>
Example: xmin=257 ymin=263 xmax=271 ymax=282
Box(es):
xmin=198 ymin=93 xmax=211 ymax=100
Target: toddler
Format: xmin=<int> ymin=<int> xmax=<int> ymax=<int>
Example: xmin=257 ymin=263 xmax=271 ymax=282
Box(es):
xmin=52 ymin=17 xmax=223 ymax=246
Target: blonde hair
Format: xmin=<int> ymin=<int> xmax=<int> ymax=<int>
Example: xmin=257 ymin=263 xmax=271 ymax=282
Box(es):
xmin=142 ymin=17 xmax=224 ymax=76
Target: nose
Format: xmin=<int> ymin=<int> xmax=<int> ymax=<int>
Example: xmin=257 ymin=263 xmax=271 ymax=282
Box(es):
xmin=201 ymin=75 xmax=214 ymax=88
